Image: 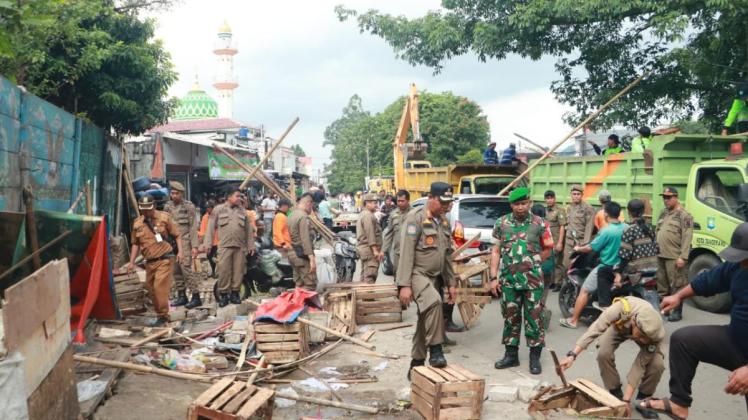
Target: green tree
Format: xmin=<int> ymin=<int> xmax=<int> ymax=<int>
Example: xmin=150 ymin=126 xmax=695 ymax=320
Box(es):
xmin=291 ymin=144 xmax=306 ymax=157
xmin=0 ymin=0 xmax=177 ymax=134
xmin=336 ymin=1 xmax=748 ymax=131
xmin=457 ymin=149 xmax=483 ymax=164
xmin=324 ymin=91 xmax=490 ymax=193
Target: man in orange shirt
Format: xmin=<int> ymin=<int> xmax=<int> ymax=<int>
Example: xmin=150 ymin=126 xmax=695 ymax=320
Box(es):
xmin=273 ymin=199 xmax=293 ymax=255
xmin=594 ymin=190 xmax=624 ymax=231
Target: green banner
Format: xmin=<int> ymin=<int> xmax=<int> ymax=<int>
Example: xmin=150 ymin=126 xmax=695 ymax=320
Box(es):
xmin=208 ymin=149 xmax=259 ymax=180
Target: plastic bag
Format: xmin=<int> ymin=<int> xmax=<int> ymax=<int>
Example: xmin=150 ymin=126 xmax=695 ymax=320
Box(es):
xmin=259 ymin=250 xmax=282 ymax=282
xmin=314 ymin=249 xmax=336 ymax=291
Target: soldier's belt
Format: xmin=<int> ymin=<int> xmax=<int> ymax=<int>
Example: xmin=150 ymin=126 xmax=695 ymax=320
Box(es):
xmin=145 ymin=254 xmax=173 ymax=263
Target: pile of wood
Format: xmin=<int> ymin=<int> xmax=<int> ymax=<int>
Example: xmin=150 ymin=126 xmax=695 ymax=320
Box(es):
xmin=452 ymin=238 xmax=492 ymax=329
xmin=254 ymin=321 xmax=309 ymax=364
xmin=327 ymin=283 xmax=402 ymax=324
xmin=113 ymin=270 xmax=148 ymax=315
xmin=188 ymin=378 xmax=275 ymax=420
xmin=410 ymin=364 xmax=485 ymax=420
xmin=323 ymin=289 xmax=357 ymax=338
xmin=528 ymin=378 xmax=627 ymax=418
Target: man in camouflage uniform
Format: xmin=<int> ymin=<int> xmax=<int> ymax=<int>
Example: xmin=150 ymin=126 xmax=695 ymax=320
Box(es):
xmin=655 ymin=187 xmax=693 ymax=322
xmin=563 ymin=184 xmax=596 ymax=268
xmin=490 ymin=187 xmax=550 ymax=375
xmin=544 ymin=190 xmax=567 ymax=291
xmin=164 ymin=181 xmax=201 ymax=308
xmin=356 ymin=192 xmax=383 ymax=283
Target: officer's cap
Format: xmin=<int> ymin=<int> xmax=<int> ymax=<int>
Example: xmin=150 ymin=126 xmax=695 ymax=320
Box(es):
xmin=635 ymin=306 xmax=665 ymax=343
xmin=544 ymin=190 xmax=555 ymax=198
xmin=138 ymin=196 xmax=155 ymax=210
xmin=169 ymin=180 xmax=185 ymax=192
xmin=363 ymin=193 xmax=378 ymax=202
xmin=659 ymin=186 xmax=678 ymax=197
xmin=508 ymin=187 xmax=531 ymax=203
xmin=429 ymin=182 xmax=454 ymax=202
xmin=570 ymin=184 xmax=584 ymax=193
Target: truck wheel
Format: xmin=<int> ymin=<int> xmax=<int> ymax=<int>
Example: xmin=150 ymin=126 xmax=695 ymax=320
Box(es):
xmin=689 ymin=253 xmax=732 ymax=313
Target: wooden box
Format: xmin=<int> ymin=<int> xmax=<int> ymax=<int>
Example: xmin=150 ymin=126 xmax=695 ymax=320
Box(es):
xmin=410 ymin=365 xmax=484 ymax=420
xmin=453 ymin=261 xmax=492 ymax=330
xmin=322 ymin=289 xmax=357 ymax=339
xmin=113 ymin=271 xmax=148 ymax=315
xmin=528 ymin=378 xmax=627 ymax=418
xmin=188 ymin=378 xmax=274 ymax=420
xmin=253 ymin=321 xmax=308 ymax=364
xmin=354 ymin=284 xmax=402 ymax=324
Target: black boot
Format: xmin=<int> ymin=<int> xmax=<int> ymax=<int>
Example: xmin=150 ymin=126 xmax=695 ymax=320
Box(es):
xmin=635 ymin=392 xmax=660 ymax=419
xmin=494 ymin=345 xmax=520 ymax=369
xmin=609 ymin=387 xmax=624 ymax=400
xmin=444 ymin=303 xmax=465 ymax=332
xmin=529 ymin=347 xmax=543 ymax=375
xmin=429 ymin=345 xmax=447 ymax=368
xmin=668 ymin=304 xmax=683 ymax=322
xmin=171 ymin=289 xmax=188 ymax=306
xmin=184 ymin=293 xmax=202 ymax=309
xmin=229 ymin=290 xmax=241 ymax=304
xmin=147 ymin=316 xmax=169 ymax=327
xmin=407 ymin=359 xmax=425 ymax=381
xmin=218 ymin=293 xmax=229 ymax=308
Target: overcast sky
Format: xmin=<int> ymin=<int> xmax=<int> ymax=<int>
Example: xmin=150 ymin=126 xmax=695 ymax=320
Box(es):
xmin=152 ymin=0 xmax=572 ymax=171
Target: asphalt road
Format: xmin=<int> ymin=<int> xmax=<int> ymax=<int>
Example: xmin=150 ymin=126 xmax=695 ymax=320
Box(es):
xmin=372 ymin=267 xmax=746 ymax=419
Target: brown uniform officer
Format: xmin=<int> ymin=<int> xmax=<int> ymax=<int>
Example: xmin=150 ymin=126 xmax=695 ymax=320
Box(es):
xmin=128 ymin=196 xmax=183 ymax=326
xmin=563 ymin=184 xmax=595 ymax=268
xmin=202 ymin=189 xmax=255 ymax=307
xmin=164 ymin=181 xmax=200 ymax=308
xmin=655 ymin=186 xmax=693 ymax=322
xmin=544 ymin=190 xmax=567 ymax=290
xmin=356 ymin=193 xmax=383 ymax=283
xmin=288 ymin=193 xmax=318 ymax=291
xmin=560 ymin=297 xmax=665 ymax=419
xmin=398 ymin=182 xmax=456 ymax=379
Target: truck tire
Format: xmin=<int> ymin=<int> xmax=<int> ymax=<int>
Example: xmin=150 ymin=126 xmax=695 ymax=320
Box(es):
xmin=688 ymin=253 xmax=732 ymax=313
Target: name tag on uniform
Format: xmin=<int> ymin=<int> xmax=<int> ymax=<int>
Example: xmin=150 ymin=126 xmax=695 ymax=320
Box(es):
xmin=155 ymin=233 xmax=163 ymax=242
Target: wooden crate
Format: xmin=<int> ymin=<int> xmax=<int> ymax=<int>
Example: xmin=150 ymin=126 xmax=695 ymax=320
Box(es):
xmin=253 ymin=321 xmax=308 ymax=364
xmin=453 ymin=262 xmax=492 ymax=330
xmin=322 ymin=289 xmax=357 ymax=339
xmin=528 ymin=378 xmax=627 ymax=418
xmin=188 ymin=378 xmax=274 ymax=420
xmin=410 ymin=365 xmax=484 ymax=420
xmin=352 ymin=283 xmax=402 ymax=324
xmin=113 ymin=271 xmax=148 ymax=315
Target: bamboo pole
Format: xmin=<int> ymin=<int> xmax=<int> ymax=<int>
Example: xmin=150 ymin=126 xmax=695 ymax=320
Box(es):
xmin=0 ymin=230 xmax=72 ymax=282
xmin=122 ymin=152 xmax=140 ymax=218
xmin=73 ymin=355 xmax=214 ymax=383
xmin=247 ymin=355 xmax=265 ymax=385
xmin=130 ymin=328 xmax=171 ymax=348
xmin=67 ymin=190 xmax=85 ymax=213
xmin=274 ymin=392 xmax=379 ymax=414
xmin=239 ymin=117 xmax=299 ymax=190
xmin=498 ymin=71 xmax=652 ymax=196
xmin=85 ymin=181 xmax=93 ymax=216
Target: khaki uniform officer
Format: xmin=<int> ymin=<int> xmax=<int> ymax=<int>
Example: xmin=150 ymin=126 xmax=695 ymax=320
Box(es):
xmin=356 ymin=192 xmax=383 ymax=283
xmin=203 ymin=189 xmax=255 ymax=307
xmin=288 ymin=193 xmax=318 ymax=291
xmin=398 ymin=182 xmax=456 ymax=380
xmin=655 ymin=186 xmax=693 ymax=322
xmin=560 ymin=297 xmax=665 ymax=419
xmin=128 ymin=196 xmax=182 ymax=326
xmin=164 ymin=181 xmax=200 ymax=308
xmin=544 ymin=190 xmax=567 ymax=290
xmin=563 ymin=184 xmax=595 ymax=268
xmin=383 ymin=190 xmax=411 ymax=274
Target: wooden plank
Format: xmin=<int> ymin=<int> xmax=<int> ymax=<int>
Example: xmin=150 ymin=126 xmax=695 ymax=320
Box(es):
xmin=457 ymin=264 xmax=489 ymax=281
xmin=255 ymin=333 xmax=299 ymax=342
xmin=77 ymin=348 xmax=130 ymax=418
xmin=360 ymin=330 xmax=376 ymax=342
xmin=411 ymin=372 xmax=437 ymax=396
xmin=431 ymin=367 xmax=460 ymax=382
xmin=441 ymin=366 xmax=468 ymax=382
xmin=194 ymin=377 xmax=235 ymax=407
xmin=254 ymin=322 xmax=300 ymax=333
xmin=257 ymin=341 xmax=300 ymax=351
xmin=222 ymin=387 xmax=255 ymax=414
xmin=356 ymin=313 xmax=402 ymax=324
xmin=441 ymin=380 xmax=484 ymax=394
xmin=439 ymin=406 xmax=476 ymax=419
xmin=356 ymin=299 xmax=401 ymax=309
xmin=192 ymin=405 xmax=239 ymax=420
xmin=451 ymin=233 xmax=481 ymax=258
xmin=28 ymin=345 xmax=79 ymax=420
xmin=411 ymin=391 xmax=435 ymax=420
xmin=446 ymin=364 xmax=483 ymax=381
xmin=439 ymin=396 xmax=476 ymax=406
xmin=209 ymin=382 xmax=246 ymax=410
xmin=236 ymin=387 xmax=274 ymax=419
xmin=572 ymin=379 xmax=624 ymax=408
xmin=454 ymin=295 xmax=491 ymax=305
xmin=414 ymin=366 xmax=447 ymax=384
xmin=262 ymin=351 xmax=299 ymax=364
xmin=130 ymin=328 xmax=171 ymax=348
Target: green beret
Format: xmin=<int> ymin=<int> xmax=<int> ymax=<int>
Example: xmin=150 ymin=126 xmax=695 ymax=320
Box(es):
xmin=509 ymin=187 xmax=531 ymax=203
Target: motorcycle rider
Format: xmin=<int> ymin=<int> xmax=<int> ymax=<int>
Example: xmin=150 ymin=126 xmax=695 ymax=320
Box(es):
xmin=560 ymin=201 xmax=627 ymax=328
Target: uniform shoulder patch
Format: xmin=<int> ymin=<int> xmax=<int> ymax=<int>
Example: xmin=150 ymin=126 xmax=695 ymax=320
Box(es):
xmin=406 ymin=223 xmax=417 ymax=236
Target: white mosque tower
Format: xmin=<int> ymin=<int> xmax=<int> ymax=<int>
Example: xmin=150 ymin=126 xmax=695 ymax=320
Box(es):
xmin=213 ymin=21 xmax=238 ymax=119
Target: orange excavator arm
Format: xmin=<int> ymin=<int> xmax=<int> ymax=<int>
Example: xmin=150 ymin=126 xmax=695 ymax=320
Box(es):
xmin=393 ymin=84 xmax=425 ymax=191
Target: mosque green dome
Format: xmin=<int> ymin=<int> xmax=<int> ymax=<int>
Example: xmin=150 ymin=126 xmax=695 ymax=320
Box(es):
xmin=173 ymin=83 xmax=219 ymax=120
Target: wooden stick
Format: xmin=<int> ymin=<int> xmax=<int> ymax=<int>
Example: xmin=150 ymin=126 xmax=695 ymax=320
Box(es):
xmin=67 ymin=190 xmax=85 ymax=213
xmin=130 ymin=328 xmax=171 ymax=348
xmin=360 ymin=330 xmax=376 ymax=342
xmin=351 ymin=348 xmax=401 ymax=359
xmin=451 ymin=233 xmax=481 ymax=259
xmin=122 ymin=153 xmax=140 ymax=218
xmin=247 ymin=355 xmax=266 ymax=385
xmin=0 ymin=230 xmax=72 ymax=282
xmin=73 ymin=355 xmax=213 ymax=383
xmin=549 ymin=349 xmax=569 ymax=388
xmin=85 ymin=180 xmax=93 ymax=216
xmin=513 ymin=132 xmax=555 ymax=157
xmin=299 ymin=366 xmax=343 ymax=402
xmin=239 ymin=117 xmax=299 ymax=190
xmin=274 ymin=391 xmax=379 ymax=414
xmin=376 ymin=323 xmax=413 ymax=332
xmin=232 ymin=332 xmax=252 ymax=377
xmin=261 ymin=377 xmax=378 ymax=384
xmin=498 ymin=70 xmax=652 ymax=196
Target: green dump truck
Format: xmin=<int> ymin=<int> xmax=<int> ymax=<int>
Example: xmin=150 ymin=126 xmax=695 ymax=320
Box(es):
xmin=529 ymin=134 xmax=748 ymax=313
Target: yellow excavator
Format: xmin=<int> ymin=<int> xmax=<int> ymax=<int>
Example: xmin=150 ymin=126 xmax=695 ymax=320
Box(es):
xmin=392 ymin=84 xmax=528 ymax=197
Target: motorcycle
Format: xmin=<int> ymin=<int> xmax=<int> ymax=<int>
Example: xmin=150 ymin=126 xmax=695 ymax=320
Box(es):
xmin=558 ymin=250 xmax=658 ymax=323
xmin=334 ymin=231 xmax=358 ymax=283
xmin=213 ymin=241 xmax=295 ymax=300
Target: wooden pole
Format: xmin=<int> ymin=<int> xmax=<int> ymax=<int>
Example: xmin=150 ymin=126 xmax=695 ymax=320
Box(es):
xmin=67 ymin=190 xmax=85 ymax=213
xmin=296 ymin=317 xmax=375 ymax=350
xmin=130 ymin=328 xmax=171 ymax=348
xmin=122 ymin=153 xmax=140 ymax=218
xmin=85 ymin=180 xmax=93 ymax=216
xmin=239 ymin=117 xmax=299 ymax=190
xmin=274 ymin=392 xmax=379 ymax=414
xmin=247 ymin=354 xmax=266 ymax=385
xmin=73 ymin=355 xmax=213 ymax=383
xmin=22 ymin=187 xmax=41 ymax=270
xmin=498 ymin=71 xmax=652 ymax=196
xmin=0 ymin=230 xmax=72 ymax=282
xmin=451 ymin=233 xmax=481 ymax=259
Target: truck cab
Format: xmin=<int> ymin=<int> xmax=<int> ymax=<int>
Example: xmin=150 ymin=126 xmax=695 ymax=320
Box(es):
xmin=458 ymin=174 xmax=525 ymax=195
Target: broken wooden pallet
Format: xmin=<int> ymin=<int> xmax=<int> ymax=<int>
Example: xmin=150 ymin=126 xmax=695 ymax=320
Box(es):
xmin=453 ymin=261 xmax=491 ymax=330
xmin=410 ymin=364 xmax=485 ymax=420
xmin=188 ymin=377 xmax=274 ymax=420
xmin=528 ymin=378 xmax=627 ymax=419
xmin=327 ymin=283 xmax=402 ymax=324
xmin=322 ymin=289 xmax=357 ymax=340
xmin=253 ymin=320 xmax=308 ymax=364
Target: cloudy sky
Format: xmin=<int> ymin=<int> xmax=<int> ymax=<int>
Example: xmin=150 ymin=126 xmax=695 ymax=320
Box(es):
xmin=152 ymin=0 xmax=573 ymax=172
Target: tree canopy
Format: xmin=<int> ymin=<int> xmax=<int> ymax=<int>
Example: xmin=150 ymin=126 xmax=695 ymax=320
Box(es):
xmin=324 ymin=91 xmax=490 ymax=193
xmin=336 ymin=1 xmax=748 ymax=131
xmin=0 ymin=0 xmax=177 ymax=134
xmin=291 ymin=144 xmax=306 ymax=157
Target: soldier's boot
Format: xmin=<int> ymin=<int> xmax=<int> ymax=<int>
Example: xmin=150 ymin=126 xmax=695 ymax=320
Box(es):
xmin=229 ymin=290 xmax=242 ymax=304
xmin=185 ymin=293 xmax=202 ymax=309
xmin=444 ymin=303 xmax=465 ymax=333
xmin=218 ymin=293 xmax=230 ymax=308
xmin=529 ymin=346 xmax=543 ymax=375
xmin=429 ymin=345 xmax=447 ymax=368
xmin=494 ymin=346 xmax=520 ymax=369
xmin=668 ymin=304 xmax=683 ymax=322
xmin=407 ymin=359 xmax=425 ymax=381
xmin=635 ymin=392 xmax=661 ymax=419
xmin=171 ymin=290 xmax=188 ymax=307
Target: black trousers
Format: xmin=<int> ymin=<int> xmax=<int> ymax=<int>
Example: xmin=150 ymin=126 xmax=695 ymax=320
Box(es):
xmin=669 ymin=325 xmax=748 ymax=409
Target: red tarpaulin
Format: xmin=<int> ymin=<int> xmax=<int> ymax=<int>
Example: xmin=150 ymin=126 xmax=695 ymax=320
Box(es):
xmin=69 ymin=218 xmax=118 ymax=343
xmin=253 ymin=288 xmax=321 ymax=324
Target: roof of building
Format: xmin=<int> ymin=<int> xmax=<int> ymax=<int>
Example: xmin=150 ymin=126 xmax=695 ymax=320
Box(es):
xmin=172 ymin=82 xmax=219 ymax=120
xmin=218 ymin=21 xmax=232 ymax=34
xmin=147 ymin=118 xmax=244 ymax=134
